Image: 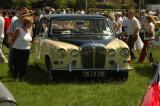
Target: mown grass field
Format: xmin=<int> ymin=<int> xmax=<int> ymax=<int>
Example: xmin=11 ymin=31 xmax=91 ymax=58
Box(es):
xmin=0 ymin=48 xmax=156 ymax=106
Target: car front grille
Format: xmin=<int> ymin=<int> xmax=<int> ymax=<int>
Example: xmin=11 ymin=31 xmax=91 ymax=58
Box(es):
xmin=81 ymin=46 xmax=106 ymax=68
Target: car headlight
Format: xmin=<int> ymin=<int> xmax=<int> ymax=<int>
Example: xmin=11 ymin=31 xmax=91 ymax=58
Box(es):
xmin=120 ymin=48 xmax=129 ymax=57
xmin=71 ymin=49 xmax=79 ymax=57
xmin=57 ymin=49 xmax=66 ymax=58
xmin=108 ymin=49 xmax=116 ymax=57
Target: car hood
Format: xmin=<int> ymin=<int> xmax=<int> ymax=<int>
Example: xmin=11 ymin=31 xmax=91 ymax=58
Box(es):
xmin=58 ymin=36 xmax=114 ymax=47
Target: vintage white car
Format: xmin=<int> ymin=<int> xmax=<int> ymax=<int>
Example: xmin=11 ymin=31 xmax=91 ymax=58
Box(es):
xmin=33 ymin=14 xmax=132 ymax=80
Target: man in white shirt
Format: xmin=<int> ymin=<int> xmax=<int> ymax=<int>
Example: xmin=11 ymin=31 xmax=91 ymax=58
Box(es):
xmin=115 ymin=12 xmax=123 ymax=33
xmin=126 ymin=9 xmax=141 ymax=60
xmin=0 ymin=9 xmax=8 ymax=63
xmin=139 ymin=10 xmax=147 ymax=42
xmin=10 ymin=10 xmax=18 ymax=23
xmin=140 ymin=10 xmax=147 ymax=29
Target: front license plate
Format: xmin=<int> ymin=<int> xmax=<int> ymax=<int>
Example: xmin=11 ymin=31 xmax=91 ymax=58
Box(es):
xmin=82 ymin=71 xmax=107 ymax=77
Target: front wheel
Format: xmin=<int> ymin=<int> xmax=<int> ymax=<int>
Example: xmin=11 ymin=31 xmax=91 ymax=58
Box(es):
xmin=114 ymin=71 xmax=128 ymax=81
xmin=45 ymin=56 xmax=53 ymax=81
xmin=108 ymin=71 xmax=128 ymax=81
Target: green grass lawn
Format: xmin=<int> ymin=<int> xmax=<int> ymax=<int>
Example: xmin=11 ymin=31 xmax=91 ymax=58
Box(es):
xmin=0 ymin=48 xmax=155 ymax=106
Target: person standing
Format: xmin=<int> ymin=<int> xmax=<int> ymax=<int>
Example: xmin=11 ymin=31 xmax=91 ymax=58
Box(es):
xmin=7 ymin=7 xmax=31 ymax=79
xmin=2 ymin=10 xmax=11 ymax=48
xmin=139 ymin=10 xmax=147 ymax=42
xmin=115 ymin=12 xmax=123 ymax=34
xmin=10 ymin=10 xmax=18 ymax=23
xmin=0 ymin=9 xmax=8 ymax=63
xmin=138 ymin=15 xmax=155 ymax=63
xmin=10 ymin=16 xmax=33 ymax=80
xmin=140 ymin=10 xmax=147 ymax=30
xmin=106 ymin=12 xmax=118 ymax=33
xmin=126 ymin=9 xmax=141 ymax=60
xmin=32 ymin=11 xmax=40 ymax=39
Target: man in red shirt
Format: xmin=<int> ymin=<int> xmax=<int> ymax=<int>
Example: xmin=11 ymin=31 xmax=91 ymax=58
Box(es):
xmin=2 ymin=10 xmax=11 ymax=48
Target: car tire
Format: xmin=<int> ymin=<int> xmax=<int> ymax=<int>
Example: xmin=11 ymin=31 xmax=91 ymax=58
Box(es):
xmin=34 ymin=61 xmax=39 ymax=69
xmin=45 ymin=56 xmax=53 ymax=81
xmin=116 ymin=71 xmax=128 ymax=81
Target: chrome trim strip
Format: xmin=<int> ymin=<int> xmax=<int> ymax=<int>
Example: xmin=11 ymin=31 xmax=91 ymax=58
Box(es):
xmin=52 ymin=67 xmax=133 ymax=71
xmin=0 ymin=97 xmax=17 ymax=104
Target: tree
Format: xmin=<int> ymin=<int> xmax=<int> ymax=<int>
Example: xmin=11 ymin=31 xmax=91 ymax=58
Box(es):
xmin=75 ymin=0 xmax=96 ymax=10
xmin=147 ymin=0 xmax=156 ymax=4
xmin=88 ymin=0 xmax=96 ymax=8
xmin=0 ymin=0 xmax=13 ymax=9
xmin=67 ymin=0 xmax=77 ymax=8
xmin=75 ymin=0 xmax=85 ymax=9
xmin=20 ymin=0 xmax=30 ymax=8
xmin=54 ymin=0 xmax=67 ymax=9
xmin=12 ymin=0 xmax=31 ymax=8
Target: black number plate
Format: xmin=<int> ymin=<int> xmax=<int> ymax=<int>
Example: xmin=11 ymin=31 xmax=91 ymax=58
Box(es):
xmin=82 ymin=71 xmax=107 ymax=77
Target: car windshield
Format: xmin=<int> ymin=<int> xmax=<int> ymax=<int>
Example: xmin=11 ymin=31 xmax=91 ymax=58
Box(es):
xmin=50 ymin=18 xmax=113 ymax=37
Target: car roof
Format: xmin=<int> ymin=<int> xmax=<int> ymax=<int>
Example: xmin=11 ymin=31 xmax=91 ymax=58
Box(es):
xmin=44 ymin=14 xmax=106 ymax=20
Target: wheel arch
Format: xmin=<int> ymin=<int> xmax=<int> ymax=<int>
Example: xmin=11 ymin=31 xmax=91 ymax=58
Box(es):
xmin=45 ymin=55 xmax=52 ymax=68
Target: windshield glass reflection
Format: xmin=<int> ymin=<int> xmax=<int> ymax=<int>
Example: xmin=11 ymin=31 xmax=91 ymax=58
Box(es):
xmin=50 ymin=18 xmax=113 ymax=37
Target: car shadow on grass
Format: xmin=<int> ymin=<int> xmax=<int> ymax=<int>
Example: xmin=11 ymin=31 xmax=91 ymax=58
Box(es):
xmin=24 ymin=65 xmax=49 ymax=84
xmin=133 ymin=62 xmax=156 ymax=79
xmin=24 ymin=65 xmax=129 ymax=85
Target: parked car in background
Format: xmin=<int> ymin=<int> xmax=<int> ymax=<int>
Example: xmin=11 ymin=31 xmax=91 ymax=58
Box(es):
xmin=0 ymin=82 xmax=17 ymax=106
xmin=32 ymin=14 xmax=132 ymax=80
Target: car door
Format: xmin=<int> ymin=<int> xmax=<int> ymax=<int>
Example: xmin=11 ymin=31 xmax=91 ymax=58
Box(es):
xmin=33 ymin=17 xmax=49 ymax=67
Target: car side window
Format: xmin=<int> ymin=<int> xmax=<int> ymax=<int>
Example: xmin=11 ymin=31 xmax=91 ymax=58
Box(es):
xmin=39 ymin=18 xmax=49 ymax=38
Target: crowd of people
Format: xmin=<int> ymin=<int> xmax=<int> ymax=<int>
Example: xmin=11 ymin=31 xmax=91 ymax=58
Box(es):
xmin=105 ymin=9 xmax=160 ymax=62
xmin=0 ymin=7 xmax=160 ymax=80
xmin=0 ymin=7 xmax=34 ymax=80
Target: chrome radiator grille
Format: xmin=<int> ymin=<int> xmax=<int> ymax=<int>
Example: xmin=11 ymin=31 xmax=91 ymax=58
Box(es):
xmin=81 ymin=46 xmax=106 ymax=68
